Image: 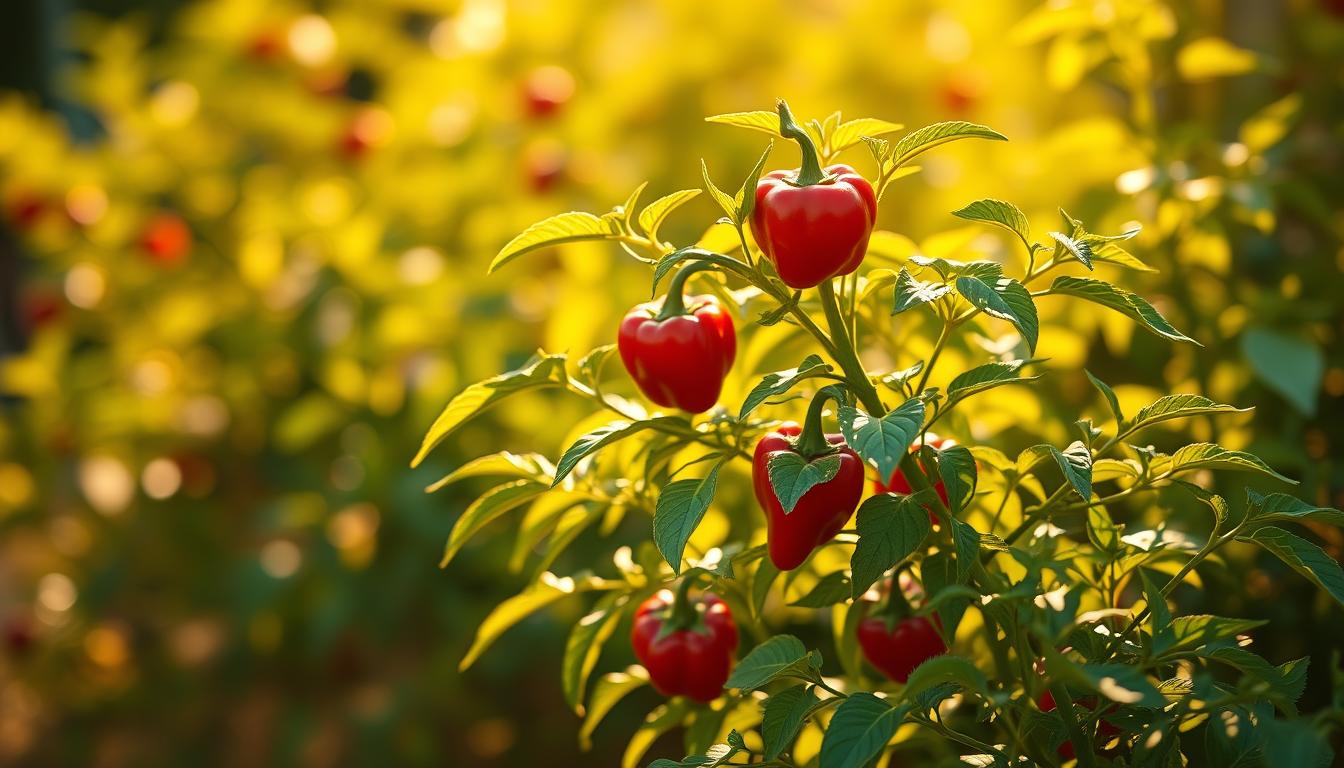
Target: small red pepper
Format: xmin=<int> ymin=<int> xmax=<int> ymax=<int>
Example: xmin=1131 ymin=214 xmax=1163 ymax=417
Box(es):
xmin=857 ymin=578 xmax=947 ymax=683
xmin=630 ymin=582 xmax=739 ymax=702
xmin=140 ymin=211 xmax=193 ymax=265
xmin=750 ymin=100 xmax=877 ymax=290
xmin=618 ymin=261 xmax=736 ymax=413
xmin=752 ymin=389 xmax=865 ymax=571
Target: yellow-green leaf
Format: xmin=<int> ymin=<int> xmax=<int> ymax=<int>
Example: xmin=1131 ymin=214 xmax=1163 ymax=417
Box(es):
xmin=830 ymin=117 xmax=904 ymax=153
xmin=489 ymin=212 xmax=621 ymax=273
xmin=637 ymin=189 xmax=701 ymax=239
xmin=705 ymin=109 xmax=781 ymax=137
xmin=1177 ymin=38 xmax=1258 ymax=81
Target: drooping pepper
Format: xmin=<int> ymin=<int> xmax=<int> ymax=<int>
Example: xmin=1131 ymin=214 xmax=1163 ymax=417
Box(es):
xmin=630 ymin=581 xmax=739 ymax=702
xmin=752 ymin=389 xmax=865 ymax=571
xmin=618 ymin=261 xmax=736 ymax=413
xmin=750 ymin=100 xmax=877 ymax=290
xmin=857 ymin=577 xmax=947 ymax=684
xmin=872 ymin=432 xmax=957 ymax=524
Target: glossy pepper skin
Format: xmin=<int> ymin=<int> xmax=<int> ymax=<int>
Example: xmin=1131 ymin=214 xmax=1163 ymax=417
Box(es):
xmin=857 ymin=613 xmax=947 ymax=684
xmin=630 ymin=589 xmax=739 ymax=702
xmin=749 ymin=101 xmax=877 ymax=290
xmin=753 ymin=422 xmax=865 ymax=571
xmin=618 ymin=262 xmax=736 ymax=413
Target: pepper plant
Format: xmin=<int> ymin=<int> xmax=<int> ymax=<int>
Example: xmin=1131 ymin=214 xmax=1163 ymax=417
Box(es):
xmin=413 ymin=102 xmax=1344 ymax=767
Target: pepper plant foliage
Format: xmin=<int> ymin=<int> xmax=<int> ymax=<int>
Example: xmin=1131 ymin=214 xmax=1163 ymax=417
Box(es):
xmin=414 ymin=104 xmax=1343 ymax=767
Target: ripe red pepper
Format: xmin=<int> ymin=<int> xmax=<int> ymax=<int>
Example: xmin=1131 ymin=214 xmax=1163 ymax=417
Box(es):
xmin=857 ymin=579 xmax=947 ymax=683
xmin=752 ymin=389 xmax=865 ymax=570
xmin=750 ymin=101 xmax=877 ymax=290
xmin=630 ymin=583 xmax=738 ymax=702
xmin=872 ymin=433 xmax=957 ymax=523
xmin=140 ymin=211 xmax=193 ymax=265
xmin=618 ymin=261 xmax=736 ymax=413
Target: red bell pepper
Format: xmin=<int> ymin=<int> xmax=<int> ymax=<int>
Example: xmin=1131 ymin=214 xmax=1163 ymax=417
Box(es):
xmin=750 ymin=100 xmax=877 ymax=290
xmin=752 ymin=389 xmax=865 ymax=571
xmin=618 ymin=261 xmax=736 ymax=413
xmin=857 ymin=578 xmax=947 ymax=683
xmin=630 ymin=582 xmax=739 ymax=702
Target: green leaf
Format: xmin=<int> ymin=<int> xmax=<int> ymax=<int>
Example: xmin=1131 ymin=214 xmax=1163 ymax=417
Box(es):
xmin=1240 ymin=526 xmax=1344 ymax=607
xmin=1088 ymin=506 xmax=1125 ymax=555
xmin=752 ymin=558 xmax=780 ymax=620
xmin=1204 ymin=706 xmax=1263 ymax=767
xmin=1152 ymin=443 xmax=1295 ymax=484
xmin=1085 ymin=369 xmax=1124 ymax=425
xmin=623 ymin=700 xmax=692 ymax=768
xmin=838 ymin=398 xmax=926 ymax=482
xmin=850 ymin=492 xmax=934 ymax=598
xmin=905 ymin=655 xmax=990 ymax=701
xmin=760 ymin=685 xmax=817 ymax=761
xmin=954 ymin=275 xmax=1039 ymax=353
xmin=818 ymin=692 xmax=906 ymax=768
xmin=725 ymin=635 xmax=811 ymax=691
xmin=935 ymin=445 xmax=977 ymax=513
xmin=704 ymin=110 xmax=781 ymax=137
xmin=1245 ymin=490 xmax=1344 ymax=529
xmin=791 ymin=571 xmax=853 ymax=607
xmin=1020 ymin=442 xmax=1092 ymax=499
xmin=653 ymin=466 xmax=723 ymax=575
xmin=1161 ymin=615 xmax=1267 ymax=656
xmin=1128 ymin=394 xmax=1248 ymax=434
xmin=831 ymin=117 xmax=905 ymax=152
xmin=952 ymin=198 xmax=1030 ymax=250
xmin=948 ymin=359 xmax=1037 ymax=401
xmin=921 ymin=552 xmax=969 ymax=638
xmin=1241 ymin=327 xmax=1324 ymax=416
xmin=701 ymin=159 xmax=740 ymax=223
xmin=739 ymin=355 xmax=833 ymax=419
xmin=892 ymin=268 xmax=951 ymax=314
xmin=1140 ymin=571 xmax=1175 ymax=655
xmin=459 ymin=574 xmax=617 ymax=670
xmin=413 ymin=352 xmax=567 ymax=467
xmin=554 ymin=417 xmax=683 ymax=485
xmin=425 ymin=451 xmax=553 ymax=492
xmin=576 ymin=344 xmax=619 ymax=388
xmin=1048 ymin=275 xmax=1197 ymax=345
xmin=889 ymin=121 xmax=1008 ymax=168
xmin=1259 ymin=718 xmax=1335 ymax=768
xmin=767 ymin=453 xmax=843 ymax=514
xmin=948 ymin=517 xmax=983 ymax=582
xmin=638 ymin=189 xmax=702 ymax=240
xmin=580 ymin=667 xmax=649 ymax=750
xmin=1076 ymin=663 xmax=1166 ymax=708
xmin=736 ymin=142 xmax=773 ymax=222
xmin=441 ymin=480 xmax=550 ymax=567
xmin=1048 ymin=230 xmax=1094 ymax=269
xmin=563 ymin=592 xmax=630 ymax=712
xmin=1203 ymin=646 xmax=1310 ymax=708
xmin=1089 ymin=240 xmax=1157 ymax=272
xmin=490 ymin=212 xmax=621 ymax=273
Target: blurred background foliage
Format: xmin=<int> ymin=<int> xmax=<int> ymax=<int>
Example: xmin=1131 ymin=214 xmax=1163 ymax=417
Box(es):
xmin=0 ymin=0 xmax=1341 ymax=765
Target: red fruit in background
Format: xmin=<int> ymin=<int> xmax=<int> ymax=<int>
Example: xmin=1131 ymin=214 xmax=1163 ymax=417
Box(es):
xmin=339 ymin=107 xmax=393 ymax=159
xmin=6 ymin=192 xmax=47 ymax=230
xmin=247 ymin=30 xmax=283 ymax=61
xmin=630 ymin=589 xmax=738 ymax=702
xmin=22 ymin=287 xmax=64 ymax=331
xmin=938 ymin=71 xmax=983 ymax=116
xmin=872 ymin=433 xmax=956 ymax=523
xmin=753 ymin=422 xmax=865 ymax=571
xmin=140 ymin=212 xmax=193 ymax=265
xmin=522 ymin=65 xmax=576 ymax=118
xmin=857 ymin=614 xmax=946 ymax=683
xmin=4 ymin=615 xmax=36 ymax=656
xmin=523 ymin=140 xmax=566 ymax=193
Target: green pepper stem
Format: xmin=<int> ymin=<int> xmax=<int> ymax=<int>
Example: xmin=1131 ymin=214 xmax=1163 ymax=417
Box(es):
xmin=795 ymin=387 xmax=842 ymax=458
xmin=666 ymin=574 xmax=700 ymax=631
xmin=776 ymin=100 xmax=826 ymax=187
xmin=879 ymin=569 xmax=914 ymax=628
xmin=655 ymin=260 xmax=716 ymax=321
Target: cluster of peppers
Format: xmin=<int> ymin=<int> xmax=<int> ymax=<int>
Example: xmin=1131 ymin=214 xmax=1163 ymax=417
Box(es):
xmin=618 ymin=101 xmax=949 ymax=701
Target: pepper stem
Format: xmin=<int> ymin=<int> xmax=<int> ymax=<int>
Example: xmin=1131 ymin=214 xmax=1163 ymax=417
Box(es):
xmin=776 ymin=99 xmax=826 ymax=187
xmin=655 ymin=260 xmax=716 ymax=321
xmin=795 ymin=386 xmax=843 ymax=458
xmin=879 ymin=571 xmax=914 ymax=629
xmin=666 ymin=574 xmax=701 ymax=631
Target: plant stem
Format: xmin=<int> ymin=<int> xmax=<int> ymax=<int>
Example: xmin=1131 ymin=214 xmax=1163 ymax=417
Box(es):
xmin=655 ymin=260 xmax=716 ymax=320
xmin=776 ymin=100 xmax=826 ymax=186
xmin=1049 ymin=680 xmax=1099 ymax=768
xmin=914 ymin=318 xmax=953 ymax=395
